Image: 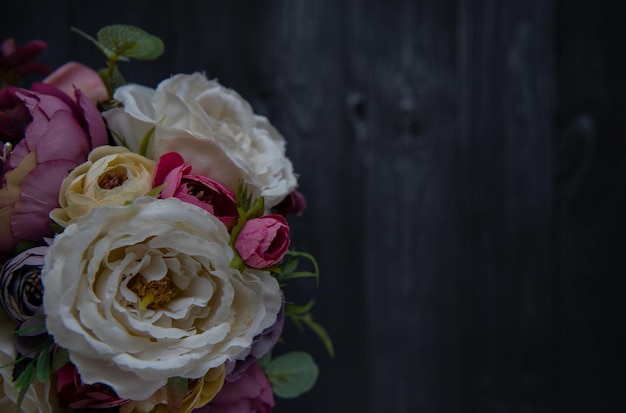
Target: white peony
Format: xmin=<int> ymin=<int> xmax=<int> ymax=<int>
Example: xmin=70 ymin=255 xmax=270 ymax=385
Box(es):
xmin=0 ymin=309 xmax=62 ymax=413
xmin=41 ymin=197 xmax=281 ymax=400
xmin=102 ymin=73 xmax=298 ymax=208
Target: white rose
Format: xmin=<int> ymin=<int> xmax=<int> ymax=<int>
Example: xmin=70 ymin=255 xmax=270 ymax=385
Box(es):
xmin=42 ymin=197 xmax=281 ymax=400
xmin=0 ymin=309 xmax=62 ymax=413
xmin=103 ymin=72 xmax=298 ymax=208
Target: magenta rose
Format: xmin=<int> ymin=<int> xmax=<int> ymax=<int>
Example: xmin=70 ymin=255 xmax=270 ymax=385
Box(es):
xmin=56 ymin=362 xmax=128 ymax=410
xmin=153 ymin=151 xmax=238 ymax=228
xmin=234 ymin=214 xmax=290 ymax=269
xmin=0 ymin=83 xmax=107 ymax=254
xmin=198 ymin=362 xmax=274 ymax=413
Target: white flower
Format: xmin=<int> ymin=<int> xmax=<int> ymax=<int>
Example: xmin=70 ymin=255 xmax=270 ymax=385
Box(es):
xmin=0 ymin=309 xmax=60 ymax=413
xmin=103 ymin=73 xmax=298 ymax=208
xmin=42 ymin=197 xmax=281 ymax=400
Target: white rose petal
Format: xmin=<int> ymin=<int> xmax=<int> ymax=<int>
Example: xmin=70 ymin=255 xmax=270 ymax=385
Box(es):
xmin=103 ymin=72 xmax=298 ymax=207
xmin=42 ymin=197 xmax=281 ymax=400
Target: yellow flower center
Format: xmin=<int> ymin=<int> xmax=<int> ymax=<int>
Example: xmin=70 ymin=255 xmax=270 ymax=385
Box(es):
xmin=98 ymin=166 xmax=128 ymax=189
xmin=127 ymin=274 xmax=180 ymax=310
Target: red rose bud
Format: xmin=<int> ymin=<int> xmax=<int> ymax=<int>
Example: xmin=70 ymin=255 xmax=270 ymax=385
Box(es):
xmin=234 ymin=214 xmax=290 ymax=269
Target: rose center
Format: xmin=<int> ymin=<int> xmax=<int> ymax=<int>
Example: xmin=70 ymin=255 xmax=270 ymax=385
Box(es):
xmin=127 ymin=274 xmax=180 ymax=310
xmin=21 ymin=268 xmax=43 ymax=307
xmin=98 ymin=166 xmax=128 ymax=189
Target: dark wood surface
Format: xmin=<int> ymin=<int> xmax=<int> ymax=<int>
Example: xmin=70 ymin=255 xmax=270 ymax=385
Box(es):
xmin=2 ymin=1 xmax=624 ymax=412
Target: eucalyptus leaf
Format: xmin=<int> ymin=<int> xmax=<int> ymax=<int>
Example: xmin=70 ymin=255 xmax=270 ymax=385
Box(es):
xmin=265 ymin=352 xmax=318 ymax=399
xmin=97 ymin=25 xmax=164 ymax=60
xmin=51 ymin=347 xmax=69 ymax=373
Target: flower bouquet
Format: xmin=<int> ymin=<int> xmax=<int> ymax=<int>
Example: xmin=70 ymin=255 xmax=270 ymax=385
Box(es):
xmin=0 ymin=25 xmax=331 ymax=413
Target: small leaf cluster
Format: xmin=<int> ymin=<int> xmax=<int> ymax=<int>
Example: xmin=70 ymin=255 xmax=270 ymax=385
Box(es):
xmin=0 ymin=327 xmax=68 ymax=412
xmin=72 ymin=25 xmax=164 ymax=100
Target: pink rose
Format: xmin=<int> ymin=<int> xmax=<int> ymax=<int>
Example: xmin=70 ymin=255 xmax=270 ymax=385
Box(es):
xmin=56 ymin=362 xmax=128 ymax=410
xmin=0 ymin=83 xmax=107 ymax=254
xmin=44 ymin=61 xmax=109 ymax=104
xmin=153 ymin=152 xmax=238 ymax=228
xmin=197 ymin=362 xmax=274 ymax=413
xmin=234 ymin=214 xmax=290 ymax=269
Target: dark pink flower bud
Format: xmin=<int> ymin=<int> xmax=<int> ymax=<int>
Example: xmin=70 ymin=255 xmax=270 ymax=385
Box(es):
xmin=56 ymin=362 xmax=128 ymax=410
xmin=234 ymin=214 xmax=290 ymax=269
xmin=153 ymin=152 xmax=238 ymax=228
xmin=273 ymin=190 xmax=307 ymax=217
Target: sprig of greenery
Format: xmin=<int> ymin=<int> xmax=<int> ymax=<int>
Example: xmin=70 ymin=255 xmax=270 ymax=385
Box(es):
xmin=262 ymin=352 xmax=319 ymax=399
xmin=229 ymin=181 xmax=265 ymax=271
xmin=0 ymin=335 xmax=64 ymax=412
xmin=72 ymin=24 xmax=164 ymax=99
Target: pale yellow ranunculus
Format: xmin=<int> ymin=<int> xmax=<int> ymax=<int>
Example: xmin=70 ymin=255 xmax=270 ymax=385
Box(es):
xmin=120 ymin=365 xmax=226 ymax=413
xmin=50 ymin=145 xmax=155 ymax=227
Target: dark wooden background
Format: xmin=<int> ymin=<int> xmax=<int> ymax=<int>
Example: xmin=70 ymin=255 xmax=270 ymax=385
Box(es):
xmin=2 ymin=1 xmax=625 ymax=412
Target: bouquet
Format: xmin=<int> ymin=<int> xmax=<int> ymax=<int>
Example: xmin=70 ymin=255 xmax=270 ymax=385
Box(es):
xmin=0 ymin=25 xmax=331 ymax=413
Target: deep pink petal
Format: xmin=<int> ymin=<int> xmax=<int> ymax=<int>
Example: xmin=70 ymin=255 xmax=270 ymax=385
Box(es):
xmin=75 ymin=87 xmax=108 ymax=147
xmin=10 ymin=159 xmax=77 ymax=242
xmin=153 ymin=152 xmax=186 ymax=187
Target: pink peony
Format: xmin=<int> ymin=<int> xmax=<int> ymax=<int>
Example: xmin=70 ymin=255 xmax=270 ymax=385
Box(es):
xmin=154 ymin=152 xmax=238 ymax=228
xmin=56 ymin=362 xmax=128 ymax=410
xmin=197 ymin=362 xmax=274 ymax=413
xmin=44 ymin=61 xmax=108 ymax=104
xmin=0 ymin=83 xmax=107 ymax=254
xmin=234 ymin=214 xmax=290 ymax=269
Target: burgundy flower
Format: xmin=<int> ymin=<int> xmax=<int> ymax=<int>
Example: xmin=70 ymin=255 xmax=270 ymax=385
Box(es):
xmin=56 ymin=362 xmax=128 ymax=410
xmin=234 ymin=214 xmax=290 ymax=269
xmin=153 ymin=152 xmax=238 ymax=228
xmin=273 ymin=190 xmax=307 ymax=217
xmin=0 ymin=38 xmax=51 ymax=88
xmin=197 ymin=362 xmax=274 ymax=413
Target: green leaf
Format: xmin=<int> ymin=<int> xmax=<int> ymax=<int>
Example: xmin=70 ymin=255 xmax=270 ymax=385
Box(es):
xmin=71 ymin=27 xmax=115 ymax=58
xmin=13 ymin=240 xmax=40 ymax=255
xmin=257 ymin=352 xmax=272 ymax=370
xmin=265 ymin=352 xmax=318 ymax=399
xmin=35 ymin=349 xmax=50 ymax=383
xmin=51 ymin=348 xmax=69 ymax=373
xmin=138 ymin=124 xmax=155 ymax=157
xmin=285 ymin=300 xmax=316 ymax=316
xmin=280 ymin=250 xmax=319 ymax=284
xmin=166 ymin=377 xmax=188 ymax=413
xmin=230 ymin=255 xmax=244 ymax=271
xmin=14 ymin=361 xmax=34 ymax=389
xmin=246 ymin=196 xmax=265 ymax=220
xmin=146 ymin=184 xmax=165 ymax=198
xmin=14 ymin=324 xmax=46 ymax=335
xmin=301 ymin=315 xmax=335 ymax=358
xmin=97 ymin=25 xmax=164 ymax=60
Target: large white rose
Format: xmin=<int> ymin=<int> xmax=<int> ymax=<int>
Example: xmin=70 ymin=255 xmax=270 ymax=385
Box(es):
xmin=41 ymin=197 xmax=281 ymax=400
xmin=0 ymin=309 xmax=62 ymax=413
xmin=102 ymin=73 xmax=298 ymax=208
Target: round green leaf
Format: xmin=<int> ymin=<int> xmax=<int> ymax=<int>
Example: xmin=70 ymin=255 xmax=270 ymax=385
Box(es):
xmin=265 ymin=351 xmax=319 ymax=398
xmin=97 ymin=25 xmax=164 ymax=60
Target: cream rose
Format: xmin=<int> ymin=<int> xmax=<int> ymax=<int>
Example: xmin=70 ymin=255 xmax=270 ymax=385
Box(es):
xmin=102 ymin=73 xmax=297 ymax=208
xmin=42 ymin=197 xmax=281 ymax=401
xmin=50 ymin=145 xmax=156 ymax=227
xmin=0 ymin=309 xmax=62 ymax=413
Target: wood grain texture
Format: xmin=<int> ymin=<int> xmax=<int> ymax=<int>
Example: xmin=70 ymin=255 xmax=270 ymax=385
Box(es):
xmin=1 ymin=0 xmax=624 ymax=412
